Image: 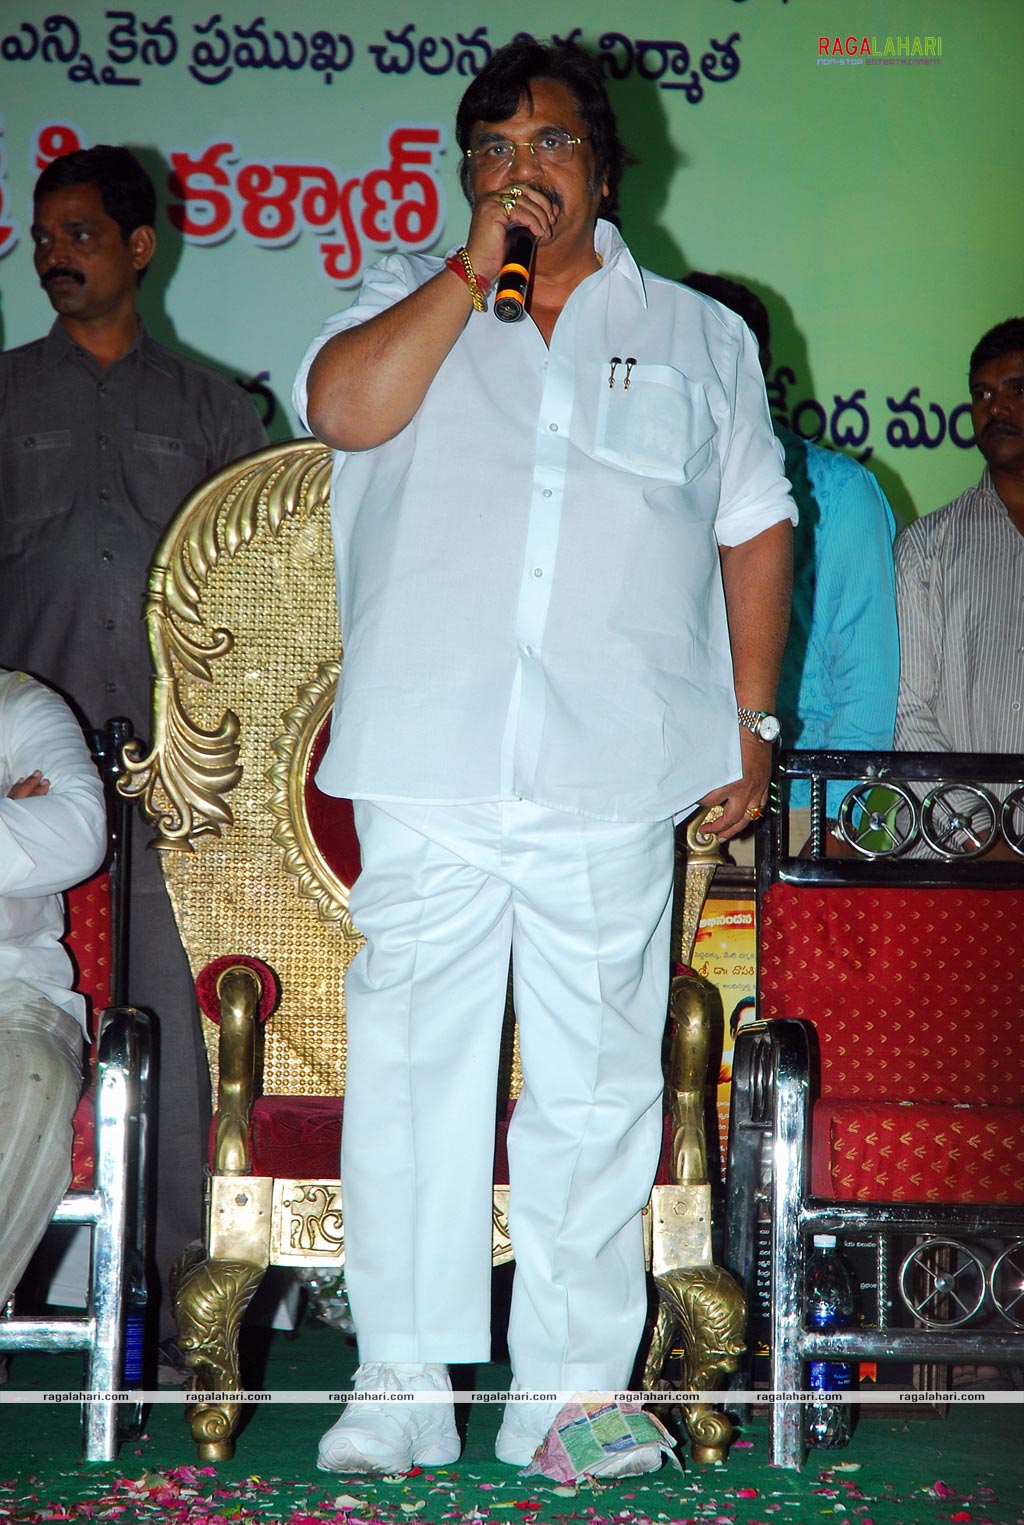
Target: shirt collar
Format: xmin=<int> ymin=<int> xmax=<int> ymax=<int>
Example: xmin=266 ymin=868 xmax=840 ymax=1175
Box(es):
xmin=978 ymin=467 xmax=1013 ymax=516
xmin=594 ymin=220 xmax=648 ymax=307
xmin=40 ymin=315 xmax=173 ymax=377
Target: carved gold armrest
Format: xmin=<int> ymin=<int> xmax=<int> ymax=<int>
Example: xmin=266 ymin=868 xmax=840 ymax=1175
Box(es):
xmin=213 ymin=964 xmax=263 ymax=1176
xmin=644 ymin=808 xmax=746 ymax=1463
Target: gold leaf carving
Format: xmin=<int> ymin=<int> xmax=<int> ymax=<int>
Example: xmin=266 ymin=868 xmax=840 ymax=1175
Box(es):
xmin=118 ymin=442 xmax=332 ymax=850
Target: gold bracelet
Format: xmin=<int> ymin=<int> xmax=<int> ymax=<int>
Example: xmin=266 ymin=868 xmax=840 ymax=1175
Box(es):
xmin=452 ymin=246 xmax=488 ymax=313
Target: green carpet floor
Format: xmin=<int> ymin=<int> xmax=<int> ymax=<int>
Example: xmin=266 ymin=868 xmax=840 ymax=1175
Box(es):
xmin=1 ymin=1319 xmax=1021 ymax=1524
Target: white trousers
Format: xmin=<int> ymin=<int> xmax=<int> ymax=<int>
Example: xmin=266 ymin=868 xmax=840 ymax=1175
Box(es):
xmin=340 ymin=799 xmax=675 ymax=1390
xmin=0 ymin=982 xmax=83 ymax=1309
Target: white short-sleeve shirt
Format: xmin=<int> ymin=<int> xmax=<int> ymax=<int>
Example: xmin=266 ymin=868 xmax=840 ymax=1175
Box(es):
xmin=294 ymin=221 xmax=795 ymax=823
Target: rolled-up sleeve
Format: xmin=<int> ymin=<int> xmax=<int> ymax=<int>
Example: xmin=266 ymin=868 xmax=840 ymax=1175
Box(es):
xmin=715 ymin=321 xmax=797 ymax=547
xmin=292 ymin=256 xmax=418 ymax=433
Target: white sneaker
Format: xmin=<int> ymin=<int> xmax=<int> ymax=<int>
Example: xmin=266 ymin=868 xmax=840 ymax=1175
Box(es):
xmin=317 ymin=1362 xmax=460 ymax=1473
xmin=495 ymin=1384 xmax=564 ymax=1466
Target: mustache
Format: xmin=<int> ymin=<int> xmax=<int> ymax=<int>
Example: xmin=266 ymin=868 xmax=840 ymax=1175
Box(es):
xmin=981 ymin=418 xmax=1018 ymax=435
xmin=533 ymin=184 xmax=564 ymax=212
xmin=505 ymin=185 xmax=565 ymax=240
xmin=42 ymin=266 xmax=85 ymax=287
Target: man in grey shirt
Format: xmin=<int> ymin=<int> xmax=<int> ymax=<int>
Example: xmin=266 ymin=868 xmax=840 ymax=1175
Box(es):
xmin=895 ymin=316 xmax=1024 ymax=759
xmin=0 ymin=145 xmax=267 ymax=1364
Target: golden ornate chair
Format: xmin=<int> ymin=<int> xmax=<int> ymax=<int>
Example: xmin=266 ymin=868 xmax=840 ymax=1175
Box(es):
xmin=120 ymin=439 xmax=744 ymax=1463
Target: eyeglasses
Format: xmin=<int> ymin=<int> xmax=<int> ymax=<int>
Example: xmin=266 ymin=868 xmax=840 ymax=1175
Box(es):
xmin=464 ymin=131 xmax=591 ymax=170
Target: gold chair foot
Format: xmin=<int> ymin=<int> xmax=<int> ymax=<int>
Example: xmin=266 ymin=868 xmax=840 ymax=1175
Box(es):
xmin=643 ymin=1264 xmax=747 ymax=1464
xmin=682 ymin=1403 xmax=735 ymax=1465
xmin=198 ymin=1442 xmax=236 ymax=1463
xmin=195 ymin=1426 xmax=239 ymax=1463
xmin=187 ymin=1383 xmax=242 ymax=1458
xmin=171 ymin=1240 xmax=266 ymax=1460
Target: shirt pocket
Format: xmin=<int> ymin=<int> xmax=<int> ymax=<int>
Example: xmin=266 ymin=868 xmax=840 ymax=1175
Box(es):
xmin=0 ymin=429 xmax=74 ymax=522
xmin=128 ymin=431 xmax=209 ymax=526
xmin=592 ymin=364 xmax=715 ymax=484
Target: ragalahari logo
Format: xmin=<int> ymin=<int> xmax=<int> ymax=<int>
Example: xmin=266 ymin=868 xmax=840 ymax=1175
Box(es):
xmin=818 ymin=35 xmax=942 ymax=66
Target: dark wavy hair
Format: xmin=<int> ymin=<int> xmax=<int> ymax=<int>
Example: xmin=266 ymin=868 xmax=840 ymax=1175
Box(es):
xmin=34 ymin=145 xmax=156 ymax=242
xmin=970 ymin=317 xmax=1024 ymax=380
xmin=455 ymin=38 xmax=633 ymax=221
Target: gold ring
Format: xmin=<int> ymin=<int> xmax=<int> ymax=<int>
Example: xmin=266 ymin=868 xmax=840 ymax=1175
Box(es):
xmin=745 ymin=806 xmax=762 ymax=820
xmin=508 ymin=185 xmax=523 ymax=198
xmin=500 ymin=195 xmax=516 ymax=217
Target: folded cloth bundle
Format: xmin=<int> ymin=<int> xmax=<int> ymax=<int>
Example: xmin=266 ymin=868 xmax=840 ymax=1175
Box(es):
xmin=522 ymin=1401 xmax=680 ymax=1482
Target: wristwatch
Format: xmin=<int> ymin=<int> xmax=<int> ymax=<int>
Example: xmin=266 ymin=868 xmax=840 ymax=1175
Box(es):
xmin=737 ymin=706 xmax=781 ymax=743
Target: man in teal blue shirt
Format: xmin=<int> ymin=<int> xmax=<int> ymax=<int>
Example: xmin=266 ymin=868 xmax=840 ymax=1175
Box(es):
xmin=684 ymin=274 xmax=899 ymax=851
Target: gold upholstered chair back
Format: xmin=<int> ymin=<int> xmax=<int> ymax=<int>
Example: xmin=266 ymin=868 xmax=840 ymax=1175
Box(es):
xmin=124 ymin=440 xmax=355 ymax=1099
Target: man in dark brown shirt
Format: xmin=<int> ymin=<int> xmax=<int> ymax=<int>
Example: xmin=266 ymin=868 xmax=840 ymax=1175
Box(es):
xmin=0 ymin=145 xmax=267 ymax=1365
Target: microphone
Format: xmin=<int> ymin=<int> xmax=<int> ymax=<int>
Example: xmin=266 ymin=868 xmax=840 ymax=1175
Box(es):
xmin=493 ymin=227 xmax=537 ymax=323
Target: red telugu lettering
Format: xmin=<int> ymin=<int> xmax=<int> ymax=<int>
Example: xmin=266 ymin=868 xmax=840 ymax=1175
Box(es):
xmin=236 ymin=162 xmax=346 ymax=246
xmin=359 ymin=126 xmax=442 ymax=250
xmin=167 ymin=142 xmax=236 ymax=242
xmin=34 ymin=123 xmax=82 ymax=172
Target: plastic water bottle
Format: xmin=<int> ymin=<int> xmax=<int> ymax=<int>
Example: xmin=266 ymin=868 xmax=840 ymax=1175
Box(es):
xmin=805 ymin=1233 xmax=855 ymax=1448
xmin=119 ymin=1250 xmax=147 ymax=1440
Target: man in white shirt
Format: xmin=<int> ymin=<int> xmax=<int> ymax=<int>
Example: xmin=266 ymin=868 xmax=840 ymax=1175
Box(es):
xmin=0 ymin=668 xmax=106 ymax=1313
xmin=295 ymin=38 xmax=794 ymax=1475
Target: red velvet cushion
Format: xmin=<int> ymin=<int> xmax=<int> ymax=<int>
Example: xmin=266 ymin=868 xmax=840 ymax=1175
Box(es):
xmin=65 ymin=871 xmax=112 ymax=1188
xmin=65 ymin=871 xmax=112 ymax=1028
xmin=810 ymin=1100 xmax=1024 ymax=1203
xmin=305 ymin=718 xmax=361 ymax=888
xmin=195 ymin=956 xmax=281 ymax=1024
xmin=763 ymin=883 xmax=1024 ymax=1203
xmin=761 ymin=884 xmax=1024 ymax=1103
xmin=69 ymin=1093 xmax=95 ymax=1190
xmin=214 ymin=1095 xmax=515 ymax=1183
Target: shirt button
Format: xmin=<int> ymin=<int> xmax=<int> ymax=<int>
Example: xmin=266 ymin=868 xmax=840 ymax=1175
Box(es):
xmin=532 ymin=567 xmax=543 ymax=579
xmin=105 ymin=681 xmax=117 ymax=694
xmin=99 ymin=490 xmax=110 ymax=503
xmin=542 ymin=489 xmax=553 ymax=499
xmin=1013 ymin=701 xmax=1021 ymax=712
xmin=104 ymin=618 xmax=115 ymax=630
xmin=98 ymin=384 xmax=107 ymax=397
xmin=101 ymin=549 xmax=114 ymax=562
xmin=549 ymin=422 xmax=558 ymax=432
xmin=524 ymin=644 xmax=534 ymax=657
xmin=99 ymin=435 xmax=109 ymax=449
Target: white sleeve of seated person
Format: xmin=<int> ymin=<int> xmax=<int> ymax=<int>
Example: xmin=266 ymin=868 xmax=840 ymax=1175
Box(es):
xmin=0 ymin=670 xmax=107 ymax=898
